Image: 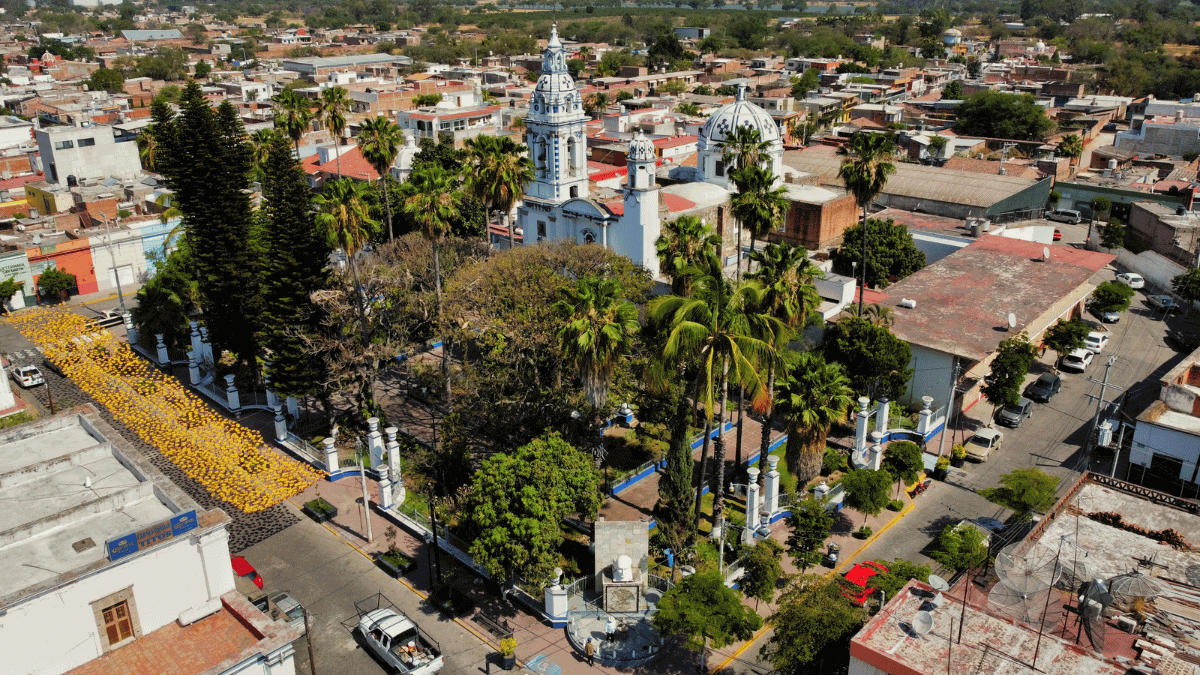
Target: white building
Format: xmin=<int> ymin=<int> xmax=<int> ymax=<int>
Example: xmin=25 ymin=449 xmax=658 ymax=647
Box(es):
xmin=1131 ymin=351 xmax=1200 ymax=493
xmin=35 ymin=125 xmax=141 ymax=185
xmin=0 ymin=407 xmax=299 ymax=675
xmin=0 ymin=114 xmax=34 ymax=151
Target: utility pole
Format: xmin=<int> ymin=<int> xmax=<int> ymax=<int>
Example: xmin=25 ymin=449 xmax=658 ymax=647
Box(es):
xmin=303 ymin=609 xmax=318 ymax=675
xmin=99 ymin=213 xmax=126 ymax=313
xmin=357 ymin=450 xmax=374 ymax=544
xmin=1085 ymin=356 xmax=1123 ymax=454
xmin=938 ymin=357 xmax=960 ymax=457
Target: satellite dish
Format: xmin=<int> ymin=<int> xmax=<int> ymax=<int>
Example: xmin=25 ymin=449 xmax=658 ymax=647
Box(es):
xmin=928 ymin=574 xmax=950 ymax=592
xmin=1043 ymin=246 xmax=1050 ymax=260
xmin=1008 ymin=312 xmax=1017 ymax=329
xmin=912 ymin=611 xmax=934 ymax=636
xmin=932 ymin=592 xmax=945 ymax=609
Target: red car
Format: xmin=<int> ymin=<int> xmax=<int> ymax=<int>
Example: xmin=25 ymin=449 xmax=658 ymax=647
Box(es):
xmin=1053 ymin=228 xmax=1063 ymax=241
xmin=232 ymin=555 xmax=264 ymax=589
xmin=840 ymin=561 xmax=889 ymax=606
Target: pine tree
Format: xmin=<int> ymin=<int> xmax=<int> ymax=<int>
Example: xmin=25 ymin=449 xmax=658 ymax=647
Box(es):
xmin=656 ymin=375 xmax=696 ymax=555
xmin=258 ymin=132 xmax=331 ymax=398
xmin=153 ymin=81 xmax=259 ymax=364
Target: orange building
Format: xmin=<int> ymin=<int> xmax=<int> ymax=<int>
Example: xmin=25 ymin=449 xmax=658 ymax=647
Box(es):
xmin=27 ymin=237 xmax=98 ymax=298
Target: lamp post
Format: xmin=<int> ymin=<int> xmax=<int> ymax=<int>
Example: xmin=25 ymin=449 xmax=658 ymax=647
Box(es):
xmin=99 ymin=213 xmax=126 ymax=313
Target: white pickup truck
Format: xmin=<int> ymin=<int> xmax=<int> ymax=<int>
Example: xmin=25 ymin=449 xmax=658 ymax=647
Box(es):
xmin=356 ymin=599 xmax=444 ymax=675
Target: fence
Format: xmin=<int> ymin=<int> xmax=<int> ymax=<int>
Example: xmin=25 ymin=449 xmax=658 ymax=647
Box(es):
xmin=646 ymin=573 xmax=674 ymax=595
xmin=564 ymin=575 xmax=593 ymax=600
xmin=283 ymin=431 xmax=324 ymax=468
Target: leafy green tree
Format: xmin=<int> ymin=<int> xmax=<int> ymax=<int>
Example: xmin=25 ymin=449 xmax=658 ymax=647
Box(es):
xmin=838 ymin=134 xmax=897 ymax=312
xmin=0 ymin=276 xmax=21 ymax=311
xmin=761 ymin=577 xmax=866 ymax=672
xmin=193 ymin=60 xmax=211 ymax=79
xmin=841 ymin=468 xmax=892 ymax=524
xmin=954 ymin=90 xmax=1055 ymax=141
xmin=153 ymin=82 xmax=259 ymax=363
xmin=356 ymin=115 xmax=404 ymax=242
xmin=654 ymin=375 xmax=696 ymax=560
xmin=1091 ymin=196 xmax=1112 ymax=219
xmin=787 ymin=495 xmax=835 ymax=571
xmin=86 ymin=67 xmax=124 ymax=93
xmin=653 ymin=570 xmax=763 ymax=672
xmin=258 ymin=132 xmax=331 ymax=400
xmin=132 ymin=244 xmax=198 ymax=351
xmin=941 ymin=79 xmax=963 ymax=99
xmin=867 ymin=558 xmax=930 ymax=599
xmin=980 ymin=467 xmax=1059 ymax=516
xmin=1100 ymin=218 xmax=1124 ymax=250
xmin=136 ymin=47 xmax=190 ymax=80
xmin=462 ymin=432 xmax=602 ymax=586
xmin=741 ymin=537 xmax=784 ymax=608
xmin=823 ymin=316 xmax=913 ymax=402
xmin=981 ymin=332 xmax=1035 ymax=409
xmin=881 ymin=440 xmax=922 ymax=490
xmin=1041 ymin=318 xmax=1089 ymax=368
xmin=553 ymin=276 xmax=639 ymax=414
xmin=1092 ymin=279 xmax=1135 ymax=312
xmin=1173 ymin=268 xmax=1200 ymax=315
xmin=832 ymin=218 xmax=926 ymax=290
xmin=461 ymin=134 xmax=534 ymax=249
xmin=929 ymin=522 xmax=989 ymax=571
xmin=655 ymin=215 xmax=721 ymax=297
xmin=775 ymin=352 xmax=853 ymax=482
xmin=791 ymin=68 xmax=820 ymax=100
xmin=37 ymin=267 xmax=75 ymax=302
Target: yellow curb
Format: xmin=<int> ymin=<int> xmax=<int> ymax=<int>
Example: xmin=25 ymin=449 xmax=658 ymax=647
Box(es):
xmin=286 ymin=497 xmax=505 ymax=658
xmin=81 ymin=294 xmax=119 ymax=306
xmin=708 ymin=497 xmax=917 ymax=673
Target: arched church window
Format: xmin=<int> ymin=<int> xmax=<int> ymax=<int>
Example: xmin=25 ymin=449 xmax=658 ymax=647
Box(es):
xmin=570 ymin=186 xmax=578 ymax=198
xmin=715 ymin=159 xmax=725 ymax=177
xmin=583 ymin=229 xmax=597 ymax=244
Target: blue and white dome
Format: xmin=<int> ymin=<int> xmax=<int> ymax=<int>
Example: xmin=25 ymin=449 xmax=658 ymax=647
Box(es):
xmin=696 ymin=84 xmax=785 ymax=189
xmin=532 ymin=24 xmax=582 ymax=118
xmin=627 ymin=131 xmax=656 ymax=162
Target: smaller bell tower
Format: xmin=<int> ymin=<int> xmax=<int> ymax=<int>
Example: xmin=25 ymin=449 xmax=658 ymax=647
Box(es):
xmin=619 ymin=132 xmax=661 ymax=277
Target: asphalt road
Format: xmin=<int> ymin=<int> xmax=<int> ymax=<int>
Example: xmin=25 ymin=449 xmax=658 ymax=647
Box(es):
xmin=241 ymin=515 xmax=495 ymax=675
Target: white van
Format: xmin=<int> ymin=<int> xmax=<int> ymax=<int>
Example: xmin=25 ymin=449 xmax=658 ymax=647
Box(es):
xmin=1047 ymin=208 xmax=1083 ymax=224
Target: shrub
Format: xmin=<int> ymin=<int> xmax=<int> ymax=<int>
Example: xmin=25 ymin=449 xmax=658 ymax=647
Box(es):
xmin=499 ymin=637 xmax=517 ymax=656
xmin=857 ymin=525 xmax=873 ymax=538
xmin=936 ymin=456 xmax=950 ymax=471
xmin=952 ymin=443 xmax=966 ymax=460
xmin=822 ymin=447 xmax=847 ymax=475
xmin=887 ymin=499 xmax=904 ymax=511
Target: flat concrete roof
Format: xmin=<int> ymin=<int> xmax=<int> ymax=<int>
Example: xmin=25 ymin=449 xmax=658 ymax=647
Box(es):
xmin=879 ymin=235 xmax=1115 ymax=360
xmin=0 ymin=406 xmax=217 ymax=609
xmin=1138 ymin=399 xmax=1200 ymax=434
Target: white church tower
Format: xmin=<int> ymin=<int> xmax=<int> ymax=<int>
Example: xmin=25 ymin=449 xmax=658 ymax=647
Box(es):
xmin=617 ymin=131 xmax=662 ymax=278
xmin=524 ymin=24 xmax=589 ymax=203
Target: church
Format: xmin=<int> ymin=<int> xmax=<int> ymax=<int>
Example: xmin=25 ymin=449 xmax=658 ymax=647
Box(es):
xmin=515 ymin=25 xmax=826 ymax=279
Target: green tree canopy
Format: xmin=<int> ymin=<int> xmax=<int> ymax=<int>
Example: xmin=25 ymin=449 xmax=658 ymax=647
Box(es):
xmin=831 ymin=218 xmax=926 ymax=289
xmin=954 ymin=90 xmax=1055 ymax=141
xmin=1092 ymin=279 xmax=1135 ymax=313
xmin=1172 ymin=268 xmax=1200 ymax=313
xmin=761 ymin=576 xmax=867 ymax=672
xmin=461 ymin=432 xmax=602 ymax=586
xmin=86 ymin=67 xmax=124 ymax=93
xmin=982 ymin=332 xmax=1036 ymax=409
xmin=822 ymin=316 xmax=913 ymax=401
xmin=741 ymin=537 xmax=785 ymax=608
xmin=1041 ymin=318 xmax=1089 ymax=368
xmin=867 ymin=557 xmax=931 ymax=598
xmin=653 ymin=570 xmax=763 ymax=672
xmin=1100 ymin=218 xmax=1125 ymax=250
xmin=841 ymin=468 xmax=892 ymax=523
xmin=37 ymin=267 xmax=76 ymax=301
xmin=980 ymin=467 xmax=1059 ymax=516
xmin=941 ymin=80 xmax=963 ymax=100
xmin=0 ymin=276 xmax=22 ymax=311
xmin=132 ymin=243 xmax=198 ymax=352
xmin=881 ymin=440 xmax=923 ymax=487
xmin=787 ymin=495 xmax=835 ymax=572
xmin=929 ymin=522 xmax=990 ymax=571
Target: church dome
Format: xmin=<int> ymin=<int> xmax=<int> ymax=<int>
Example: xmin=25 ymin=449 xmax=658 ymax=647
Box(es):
xmin=627 ymin=131 xmax=656 ymax=162
xmin=531 ymin=23 xmax=582 ymax=116
xmin=699 ymin=85 xmax=781 ymax=150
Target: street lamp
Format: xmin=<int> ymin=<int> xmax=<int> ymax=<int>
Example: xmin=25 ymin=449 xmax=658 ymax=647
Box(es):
xmin=99 ymin=213 xmax=126 ymax=313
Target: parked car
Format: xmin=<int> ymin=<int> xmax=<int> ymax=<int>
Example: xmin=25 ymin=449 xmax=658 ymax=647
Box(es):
xmin=1098 ymin=308 xmax=1121 ymax=323
xmin=11 ymin=365 xmax=43 ymax=388
xmin=1047 ymin=208 xmax=1083 ymax=224
xmin=1084 ymin=331 xmax=1110 ymax=353
xmin=1053 ymin=228 xmax=1063 ymax=241
xmin=1061 ymin=349 xmax=1095 ymax=372
xmin=1116 ymin=272 xmax=1145 ymax=289
xmin=840 ymin=561 xmax=889 ymax=606
xmin=41 ymin=357 xmax=64 ymax=377
xmin=964 ymin=428 xmax=1004 ymax=462
xmin=231 ymin=555 xmax=263 ymax=590
xmin=1166 ymin=331 xmax=1200 ymax=353
xmin=996 ymin=397 xmax=1034 ymax=428
xmin=357 ymin=605 xmax=445 ymax=675
xmin=1025 ymin=373 xmax=1062 ymax=403
xmin=267 ymin=591 xmax=306 ymax=635
xmin=1148 ymin=295 xmax=1178 ymax=313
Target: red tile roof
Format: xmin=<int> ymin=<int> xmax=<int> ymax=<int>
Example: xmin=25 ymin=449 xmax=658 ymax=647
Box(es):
xmin=0 ymin=173 xmax=43 ymax=191
xmin=315 ymin=147 xmax=380 ymax=180
xmin=604 ymin=192 xmax=695 ymax=215
xmin=655 ymin=135 xmax=698 ymax=149
xmin=589 ymin=164 xmax=628 ymax=182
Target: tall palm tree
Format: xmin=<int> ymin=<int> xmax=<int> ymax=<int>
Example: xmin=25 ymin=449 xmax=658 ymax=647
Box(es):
xmin=841 ymin=302 xmax=894 ymax=327
xmin=400 ymin=165 xmax=461 ymax=401
xmin=774 ymin=352 xmax=853 ymax=483
xmin=655 ymin=215 xmax=722 ymax=297
xmin=357 ymin=115 xmax=404 ymax=242
xmin=317 ymin=86 xmax=352 ymax=178
xmin=837 ymin=132 xmax=896 ymax=315
xmin=730 ymin=165 xmax=790 ymax=276
xmin=554 ymin=275 xmax=639 ymax=415
xmin=584 ymin=91 xmax=608 ymax=118
xmin=250 ymin=128 xmax=277 ymax=183
xmin=137 ymin=125 xmax=159 ymax=172
xmin=649 ymin=254 xmax=771 ymax=535
xmin=462 ymin=135 xmax=535 ymax=248
xmin=314 ymin=179 xmax=378 ymax=347
xmin=1058 ymin=133 xmax=1083 ymax=171
xmin=272 ymin=89 xmax=313 ymax=157
xmin=745 ymin=242 xmax=821 ymax=489
xmin=719 ymin=125 xmax=771 ymax=175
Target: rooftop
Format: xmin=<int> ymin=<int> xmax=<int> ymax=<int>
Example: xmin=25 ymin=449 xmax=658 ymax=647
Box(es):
xmin=879 ymin=235 xmax=1114 ymax=360
xmin=0 ymin=406 xmax=219 ymax=609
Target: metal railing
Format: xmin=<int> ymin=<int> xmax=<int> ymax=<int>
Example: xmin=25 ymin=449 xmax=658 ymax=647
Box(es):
xmin=647 ymin=573 xmax=674 ymax=594
xmin=564 ymin=575 xmax=593 ymax=599
xmin=284 ymin=431 xmax=324 ymax=467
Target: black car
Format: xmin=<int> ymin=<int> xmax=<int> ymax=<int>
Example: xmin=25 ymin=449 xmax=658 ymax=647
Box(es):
xmin=996 ymin=397 xmax=1035 ymax=428
xmin=41 ymin=357 xmax=63 ymax=377
xmin=1025 ymin=373 xmax=1061 ymax=403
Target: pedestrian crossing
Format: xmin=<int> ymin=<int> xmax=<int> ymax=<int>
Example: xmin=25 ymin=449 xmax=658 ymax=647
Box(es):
xmin=9 ymin=347 xmax=43 ymax=362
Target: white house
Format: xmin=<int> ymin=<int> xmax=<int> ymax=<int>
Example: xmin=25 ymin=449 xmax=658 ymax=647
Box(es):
xmin=35 ymin=124 xmax=141 ymax=186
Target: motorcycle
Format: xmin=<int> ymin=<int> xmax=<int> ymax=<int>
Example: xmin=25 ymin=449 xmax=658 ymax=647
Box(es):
xmin=911 ymin=478 xmax=933 ymax=497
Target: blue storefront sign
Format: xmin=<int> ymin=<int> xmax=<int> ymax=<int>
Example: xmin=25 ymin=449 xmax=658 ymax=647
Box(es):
xmin=105 ymin=509 xmax=198 ymax=562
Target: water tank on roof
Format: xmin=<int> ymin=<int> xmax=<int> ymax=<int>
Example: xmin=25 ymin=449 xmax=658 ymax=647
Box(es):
xmin=66 ymin=174 xmax=77 ymax=187
xmin=1108 ymin=159 xmax=1118 ymax=170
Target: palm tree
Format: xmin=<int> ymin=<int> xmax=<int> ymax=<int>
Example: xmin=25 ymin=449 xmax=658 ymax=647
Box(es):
xmin=718 ymin=125 xmax=770 ymax=175
xmin=317 ymin=86 xmax=352 ymax=178
xmin=250 ymin=128 xmax=277 ymax=183
xmin=842 ymin=302 xmax=894 ymax=327
xmin=272 ymin=89 xmax=313 ymax=157
xmin=745 ymin=242 xmax=821 ymax=489
xmin=837 ymin=132 xmax=896 ymax=315
xmin=774 ymin=352 xmax=853 ymax=483
xmin=137 ymin=125 xmax=159 ymax=172
xmin=357 ymin=115 xmax=404 ymax=242
xmin=462 ymin=135 xmax=535 ymax=248
xmin=649 ymin=254 xmax=771 ymax=535
xmin=655 ymin=215 xmax=722 ymax=297
xmin=314 ymin=179 xmax=378 ymax=345
xmin=1058 ymin=133 xmax=1084 ymax=171
xmin=554 ymin=276 xmax=639 ymax=415
xmin=400 ymin=165 xmax=461 ymax=401
xmin=584 ymin=92 xmax=608 ymax=118
xmin=730 ymin=165 xmax=789 ymax=276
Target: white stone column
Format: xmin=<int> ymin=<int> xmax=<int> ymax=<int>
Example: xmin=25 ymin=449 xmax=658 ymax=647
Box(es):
xmin=199 ymin=326 xmax=213 ymax=365
xmin=123 ymin=312 xmax=138 ymax=346
xmin=744 ymin=467 xmax=760 ymax=544
xmin=224 ymin=374 xmax=239 ymax=410
xmin=189 ymin=321 xmax=201 ymax=360
xmin=286 ymin=395 xmax=299 ymax=419
xmin=366 ymin=417 xmax=384 ymax=470
xmin=917 ymin=395 xmax=934 ymax=435
xmin=875 ymin=397 xmax=890 ymax=436
xmin=188 ymin=351 xmax=199 ymax=385
xmin=867 ymin=431 xmax=884 ymax=471
xmin=273 ymin=404 xmax=287 ymax=442
xmin=323 ymin=437 xmax=338 ymax=474
xmin=385 ymin=427 xmax=400 ymax=485
xmin=155 ymin=333 xmax=168 ymax=364
xmin=378 ymin=467 xmax=393 ymax=510
xmin=765 ymin=455 xmax=780 ymax=515
xmin=854 ymin=397 xmax=871 ymax=456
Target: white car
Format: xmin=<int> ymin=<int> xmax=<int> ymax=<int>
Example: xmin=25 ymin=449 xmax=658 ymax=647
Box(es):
xmin=1148 ymin=295 xmax=1178 ymax=312
xmin=1116 ymin=272 xmax=1145 ymax=289
xmin=10 ymin=365 xmax=43 ymax=388
xmin=1084 ymin=331 xmax=1110 ymax=353
xmin=1061 ymin=348 xmax=1095 ymax=372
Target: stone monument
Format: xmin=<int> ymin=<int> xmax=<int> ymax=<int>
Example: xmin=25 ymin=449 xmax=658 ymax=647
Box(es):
xmin=593 ymin=519 xmax=648 ymax=613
